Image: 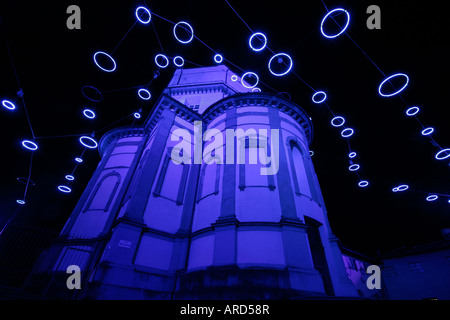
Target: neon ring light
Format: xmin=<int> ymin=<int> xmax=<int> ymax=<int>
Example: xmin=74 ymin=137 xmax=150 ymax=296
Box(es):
xmin=173 ymin=56 xmax=184 ymax=67
xmin=231 ymin=75 xmax=238 ymax=82
xmin=331 ymin=116 xmax=345 ymax=127
xmin=65 ymin=175 xmax=75 ymax=181
xmin=252 ymin=87 xmax=261 ymax=92
xmin=421 ymin=127 xmax=434 ymax=136
xmin=392 ymin=184 xmax=409 ymax=192
xmin=268 ymin=53 xmax=293 ymax=76
xmin=135 ymin=6 xmax=151 ymax=24
xmin=426 ymin=194 xmax=438 ymax=201
xmin=349 ymin=164 xmax=360 ymax=171
xmin=17 ymin=177 xmax=35 ymax=186
xmin=79 ymin=136 xmax=98 ymax=149
xmin=309 ymin=150 xmax=314 ymax=156
xmin=138 ymin=88 xmax=151 ymax=100
xmin=348 ymin=152 xmax=357 ymax=158
xmin=435 ymin=148 xmax=450 ymax=160
xmin=173 ymin=21 xmax=194 ymax=44
xmin=249 ymin=32 xmax=267 ymax=52
xmin=75 ymin=157 xmax=83 ymax=163
xmin=83 ymin=109 xmax=96 ymax=119
xmin=358 ymin=180 xmax=369 ymax=188
xmin=312 ymin=91 xmax=327 ymax=104
xmin=81 ymin=86 xmax=103 ymax=102
xmin=154 ymin=54 xmax=169 ymax=68
xmin=93 ymin=51 xmax=117 ymax=72
xmin=2 ymin=100 xmax=15 ymax=110
xmin=214 ymin=54 xmax=223 ymax=63
xmin=378 ymin=73 xmax=409 ymax=97
xmin=241 ymin=72 xmax=259 ymax=89
xmin=16 ymin=199 xmax=26 ymax=205
xmin=320 ymin=8 xmax=350 ymax=39
xmin=21 ymin=140 xmax=38 ymax=151
xmin=341 ymin=128 xmax=354 ymax=138
xmin=134 ymin=112 xmax=141 ymax=119
xmin=406 ymin=106 xmax=419 ymax=116
xmin=58 ymin=185 xmax=72 ymax=193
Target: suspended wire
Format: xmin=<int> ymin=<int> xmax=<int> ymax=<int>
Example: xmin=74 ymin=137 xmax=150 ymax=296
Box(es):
xmin=23 ymin=152 xmax=34 ymax=200
xmin=224 ymin=0 xmax=254 ymax=34
xmin=111 ymin=20 xmax=138 ymax=54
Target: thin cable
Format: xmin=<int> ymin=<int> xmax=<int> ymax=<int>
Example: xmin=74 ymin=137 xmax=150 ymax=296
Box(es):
xmin=111 ymin=20 xmax=138 ymax=54
xmin=0 ymin=15 xmax=21 ymax=87
xmin=23 ymin=152 xmax=34 ymax=200
xmin=20 ymin=97 xmax=36 ymax=140
xmin=35 ymin=133 xmax=89 ymax=140
xmin=223 ymin=0 xmax=254 ymax=34
xmin=152 ymin=21 xmax=165 ymax=53
xmin=96 ymin=113 xmax=134 ymax=134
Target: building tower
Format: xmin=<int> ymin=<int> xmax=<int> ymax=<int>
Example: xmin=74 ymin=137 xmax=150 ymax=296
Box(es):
xmin=32 ymin=65 xmax=358 ymax=299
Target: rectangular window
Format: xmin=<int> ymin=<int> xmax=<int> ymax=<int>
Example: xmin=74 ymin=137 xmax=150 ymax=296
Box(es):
xmin=408 ymin=261 xmax=425 ymax=273
xmin=382 ymin=265 xmax=398 ymax=278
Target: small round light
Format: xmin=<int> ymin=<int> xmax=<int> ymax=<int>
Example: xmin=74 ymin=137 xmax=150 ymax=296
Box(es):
xmin=349 ymin=152 xmax=357 ymax=158
xmin=309 ymin=150 xmax=314 ymax=156
xmin=65 ymin=175 xmax=75 ymax=181
xmin=358 ymin=180 xmax=369 ymax=188
xmin=21 ymin=140 xmax=38 ymax=151
xmin=331 ymin=116 xmax=345 ymax=127
xmin=75 ymin=157 xmax=83 ymax=163
xmin=421 ymin=127 xmax=434 ymax=136
xmin=406 ymin=106 xmax=419 ymax=116
xmin=2 ymin=99 xmax=16 ymax=110
xmin=93 ymin=51 xmax=117 ymax=72
xmin=58 ymin=185 xmax=72 ymax=193
xmin=135 ymin=6 xmax=151 ymax=24
xmin=426 ymin=195 xmax=438 ymax=201
xmin=341 ymin=128 xmax=354 ymax=138
xmin=435 ymin=148 xmax=450 ymax=160
xmin=214 ymin=54 xmax=223 ymax=63
xmin=268 ymin=53 xmax=293 ymax=76
xmin=173 ymin=56 xmax=184 ymax=67
xmin=231 ymin=75 xmax=238 ymax=82
xmin=392 ymin=184 xmax=409 ymax=192
xmin=138 ymin=88 xmax=151 ymax=100
xmin=173 ymin=21 xmax=194 ymax=44
xmin=320 ymin=8 xmax=351 ymax=39
xmin=83 ymin=109 xmax=96 ymax=119
xmin=349 ymin=164 xmax=360 ymax=171
xmin=79 ymin=136 xmax=98 ymax=149
xmin=249 ymin=32 xmax=267 ymax=52
xmin=378 ymin=73 xmax=409 ymax=97
xmin=134 ymin=112 xmax=141 ymax=119
xmin=312 ymin=91 xmax=327 ymax=104
xmin=241 ymin=72 xmax=259 ymax=89
xmin=16 ymin=199 xmax=26 ymax=205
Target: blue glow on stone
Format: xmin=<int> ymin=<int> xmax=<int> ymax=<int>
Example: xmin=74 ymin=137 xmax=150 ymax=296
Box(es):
xmin=320 ymin=8 xmax=350 ymax=39
xmin=349 ymin=164 xmax=360 ymax=171
xmin=349 ymin=152 xmax=357 ymax=158
xmin=312 ymin=91 xmax=327 ymax=104
xmin=65 ymin=175 xmax=75 ymax=181
xmin=173 ymin=56 xmax=184 ymax=67
xmin=93 ymin=51 xmax=116 ymax=72
xmin=16 ymin=199 xmax=26 ymax=205
xmin=406 ymin=106 xmax=419 ymax=116
xmin=435 ymin=148 xmax=450 ymax=160
xmin=154 ymin=54 xmax=169 ymax=68
xmin=135 ymin=6 xmax=151 ymax=24
xmin=392 ymin=184 xmax=409 ymax=192
xmin=249 ymin=32 xmax=267 ymax=52
xmin=421 ymin=127 xmax=434 ymax=136
xmin=426 ymin=194 xmax=438 ymax=201
xmin=58 ymin=185 xmax=72 ymax=193
xmin=79 ymin=136 xmax=98 ymax=149
xmin=214 ymin=54 xmax=223 ymax=63
xmin=341 ymin=128 xmax=354 ymax=138
xmin=268 ymin=53 xmax=293 ymax=76
xmin=378 ymin=73 xmax=409 ymax=97
xmin=138 ymin=88 xmax=151 ymax=100
xmin=2 ymin=100 xmax=15 ymax=110
xmin=241 ymin=72 xmax=259 ymax=88
xmin=331 ymin=116 xmax=345 ymax=127
xmin=83 ymin=109 xmax=95 ymax=119
xmin=75 ymin=157 xmax=83 ymax=163
xmin=358 ymin=180 xmax=369 ymax=187
xmin=173 ymin=21 xmax=194 ymax=44
xmin=21 ymin=140 xmax=38 ymax=151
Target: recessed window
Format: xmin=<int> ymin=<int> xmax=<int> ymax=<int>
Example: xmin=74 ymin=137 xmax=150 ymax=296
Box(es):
xmin=408 ymin=261 xmax=425 ymax=273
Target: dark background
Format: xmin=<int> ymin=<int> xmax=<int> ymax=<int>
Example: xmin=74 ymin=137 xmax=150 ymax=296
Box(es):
xmin=0 ymin=0 xmax=448 ymax=256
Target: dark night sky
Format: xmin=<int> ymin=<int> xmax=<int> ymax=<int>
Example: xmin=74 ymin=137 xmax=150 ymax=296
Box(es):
xmin=0 ymin=0 xmax=448 ymax=256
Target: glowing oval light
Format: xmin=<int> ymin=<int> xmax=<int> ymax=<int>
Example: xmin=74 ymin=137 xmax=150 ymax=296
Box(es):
xmin=81 ymin=86 xmax=103 ymax=102
xmin=135 ymin=6 xmax=151 ymax=24
xmin=358 ymin=180 xmax=369 ymax=188
xmin=173 ymin=56 xmax=184 ymax=67
xmin=348 ymin=152 xmax=357 ymax=158
xmin=309 ymin=150 xmax=314 ymax=156
xmin=249 ymin=32 xmax=267 ymax=52
xmin=58 ymin=185 xmax=72 ymax=193
xmin=138 ymin=88 xmax=151 ymax=100
xmin=75 ymin=157 xmax=83 ymax=163
xmin=392 ymin=184 xmax=409 ymax=192
xmin=252 ymin=87 xmax=261 ymax=93
xmin=17 ymin=177 xmax=35 ymax=186
xmin=421 ymin=127 xmax=434 ymax=136
xmin=154 ymin=54 xmax=169 ymax=68
xmin=2 ymin=99 xmax=15 ymax=110
xmin=331 ymin=116 xmax=345 ymax=127
xmin=173 ymin=21 xmax=194 ymax=44
xmin=426 ymin=194 xmax=438 ymax=201
xmin=21 ymin=140 xmax=38 ymax=151
xmin=320 ymin=8 xmax=350 ymax=39
xmin=435 ymin=148 xmax=450 ymax=160
xmin=134 ymin=112 xmax=141 ymax=119
xmin=241 ymin=72 xmax=259 ymax=89
xmin=214 ymin=54 xmax=223 ymax=63
xmin=268 ymin=53 xmax=293 ymax=76
xmin=93 ymin=51 xmax=116 ymax=72
xmin=341 ymin=128 xmax=354 ymax=138
xmin=65 ymin=175 xmax=75 ymax=181
xmin=378 ymin=73 xmax=409 ymax=97
xmin=312 ymin=91 xmax=327 ymax=104
xmin=83 ymin=109 xmax=96 ymax=119
xmin=406 ymin=106 xmax=419 ymax=116
xmin=79 ymin=136 xmax=98 ymax=149
xmin=349 ymin=164 xmax=360 ymax=171
xmin=16 ymin=199 xmax=26 ymax=205
xmin=231 ymin=75 xmax=238 ymax=82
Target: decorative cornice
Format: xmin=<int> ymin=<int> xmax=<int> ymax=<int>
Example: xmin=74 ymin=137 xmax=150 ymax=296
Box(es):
xmin=98 ymin=126 xmax=146 ymax=157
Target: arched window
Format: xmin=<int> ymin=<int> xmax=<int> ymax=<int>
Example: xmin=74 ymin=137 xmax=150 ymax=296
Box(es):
xmin=85 ymin=172 xmax=121 ymax=212
xmin=290 ymin=143 xmax=312 ymax=198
